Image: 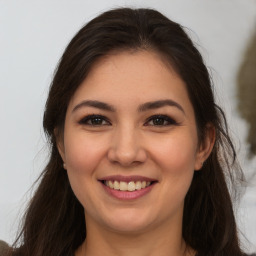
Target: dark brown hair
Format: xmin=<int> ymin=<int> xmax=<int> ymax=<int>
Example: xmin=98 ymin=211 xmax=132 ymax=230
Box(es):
xmin=11 ymin=7 xmax=244 ymax=256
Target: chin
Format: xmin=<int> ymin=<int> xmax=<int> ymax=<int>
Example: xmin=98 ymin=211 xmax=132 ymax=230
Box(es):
xmin=101 ymin=209 xmax=157 ymax=234
xmin=107 ymin=220 xmax=151 ymax=234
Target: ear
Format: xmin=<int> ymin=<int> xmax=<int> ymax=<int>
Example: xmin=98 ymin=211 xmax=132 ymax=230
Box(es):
xmin=194 ymin=123 xmax=215 ymax=170
xmin=54 ymin=128 xmax=66 ymax=163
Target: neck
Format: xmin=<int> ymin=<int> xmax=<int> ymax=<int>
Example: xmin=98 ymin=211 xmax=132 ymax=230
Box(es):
xmin=75 ymin=216 xmax=195 ymax=256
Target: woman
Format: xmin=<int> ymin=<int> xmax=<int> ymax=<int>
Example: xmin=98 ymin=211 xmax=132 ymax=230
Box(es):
xmin=2 ymin=7 xmax=247 ymax=256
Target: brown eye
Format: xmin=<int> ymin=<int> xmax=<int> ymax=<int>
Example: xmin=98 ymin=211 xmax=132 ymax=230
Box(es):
xmin=79 ymin=115 xmax=111 ymax=126
xmin=152 ymin=117 xmax=165 ymax=125
xmin=145 ymin=115 xmax=178 ymax=126
xmin=91 ymin=117 xmax=105 ymax=125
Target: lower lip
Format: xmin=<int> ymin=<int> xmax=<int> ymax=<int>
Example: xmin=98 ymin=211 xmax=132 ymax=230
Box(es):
xmin=101 ymin=182 xmax=155 ymax=200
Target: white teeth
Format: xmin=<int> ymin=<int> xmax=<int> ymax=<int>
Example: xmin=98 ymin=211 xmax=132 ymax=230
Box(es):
xmin=109 ymin=180 xmax=114 ymax=189
xmin=105 ymin=180 xmax=152 ymax=191
xmin=128 ymin=181 xmax=136 ymax=191
xmin=120 ymin=181 xmax=128 ymax=191
xmin=135 ymin=181 xmax=142 ymax=190
xmin=113 ymin=181 xmax=120 ymax=190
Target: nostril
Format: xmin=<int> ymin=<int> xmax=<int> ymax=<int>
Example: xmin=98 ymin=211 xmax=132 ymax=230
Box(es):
xmin=107 ymin=146 xmax=148 ymax=167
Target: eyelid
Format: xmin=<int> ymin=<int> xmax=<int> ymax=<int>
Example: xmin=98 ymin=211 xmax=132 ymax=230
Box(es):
xmin=144 ymin=114 xmax=178 ymax=126
xmin=78 ymin=114 xmax=178 ymax=127
xmin=78 ymin=114 xmax=111 ymax=126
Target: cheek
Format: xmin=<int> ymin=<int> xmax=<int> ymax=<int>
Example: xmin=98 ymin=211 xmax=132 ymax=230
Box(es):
xmin=150 ymin=132 xmax=198 ymax=173
xmin=160 ymin=136 xmax=197 ymax=200
xmin=64 ymin=132 xmax=108 ymax=176
xmin=63 ymin=133 xmax=109 ymax=209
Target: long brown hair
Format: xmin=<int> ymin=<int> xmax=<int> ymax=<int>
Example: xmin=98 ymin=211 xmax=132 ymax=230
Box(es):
xmin=11 ymin=8 xmax=244 ymax=256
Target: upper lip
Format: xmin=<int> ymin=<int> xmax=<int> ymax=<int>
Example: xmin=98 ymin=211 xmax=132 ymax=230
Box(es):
xmin=98 ymin=175 xmax=157 ymax=182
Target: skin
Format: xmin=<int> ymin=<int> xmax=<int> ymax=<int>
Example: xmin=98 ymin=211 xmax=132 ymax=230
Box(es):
xmin=57 ymin=50 xmax=215 ymax=256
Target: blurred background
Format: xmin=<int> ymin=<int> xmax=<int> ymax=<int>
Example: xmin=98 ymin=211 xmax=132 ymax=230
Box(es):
xmin=0 ymin=0 xmax=255 ymax=253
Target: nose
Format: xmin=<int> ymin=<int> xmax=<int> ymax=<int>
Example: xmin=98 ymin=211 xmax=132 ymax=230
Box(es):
xmin=107 ymin=126 xmax=147 ymax=167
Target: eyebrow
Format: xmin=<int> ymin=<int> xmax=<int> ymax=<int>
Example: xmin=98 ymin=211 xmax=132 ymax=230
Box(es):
xmin=72 ymin=100 xmax=116 ymax=112
xmin=72 ymin=99 xmax=185 ymax=114
xmin=138 ymin=99 xmax=185 ymax=114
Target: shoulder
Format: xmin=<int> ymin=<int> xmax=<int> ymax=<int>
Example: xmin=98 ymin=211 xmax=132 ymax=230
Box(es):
xmin=0 ymin=241 xmax=10 ymax=255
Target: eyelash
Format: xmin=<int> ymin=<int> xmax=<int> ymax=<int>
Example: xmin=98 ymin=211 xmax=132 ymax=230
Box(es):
xmin=144 ymin=115 xmax=178 ymax=126
xmin=78 ymin=114 xmax=111 ymax=126
xmin=78 ymin=114 xmax=178 ymax=127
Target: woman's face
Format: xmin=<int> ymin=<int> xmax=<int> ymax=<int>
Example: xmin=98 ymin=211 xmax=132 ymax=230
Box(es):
xmin=58 ymin=50 xmax=210 ymax=234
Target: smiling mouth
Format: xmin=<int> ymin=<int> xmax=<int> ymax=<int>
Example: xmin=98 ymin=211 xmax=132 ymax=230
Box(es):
xmin=99 ymin=176 xmax=157 ymax=199
xmin=103 ymin=180 xmax=153 ymax=192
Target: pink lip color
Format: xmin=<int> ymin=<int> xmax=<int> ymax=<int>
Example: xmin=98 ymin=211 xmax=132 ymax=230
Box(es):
xmin=101 ymin=182 xmax=156 ymax=200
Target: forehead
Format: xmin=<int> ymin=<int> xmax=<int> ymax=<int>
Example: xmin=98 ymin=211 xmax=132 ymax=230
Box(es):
xmin=87 ymin=50 xmax=177 ymax=85
xmin=67 ymin=50 xmax=194 ymax=115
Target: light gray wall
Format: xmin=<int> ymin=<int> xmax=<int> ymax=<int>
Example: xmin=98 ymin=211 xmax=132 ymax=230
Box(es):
xmin=0 ymin=0 xmax=255 ymax=253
